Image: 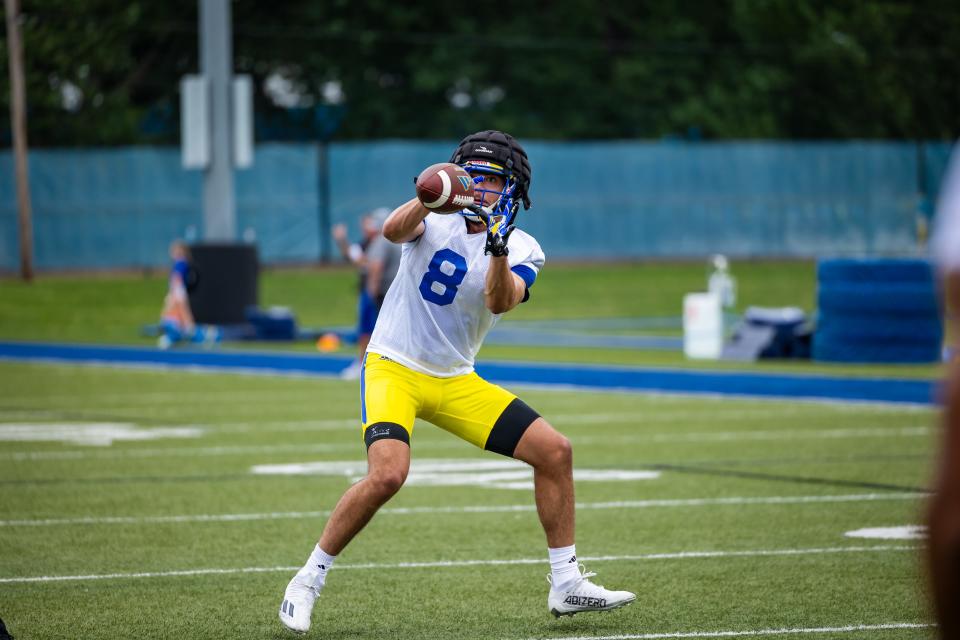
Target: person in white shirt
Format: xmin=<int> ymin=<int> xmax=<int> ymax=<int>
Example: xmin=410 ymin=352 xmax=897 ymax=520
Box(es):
xmin=279 ymin=131 xmax=635 ymax=634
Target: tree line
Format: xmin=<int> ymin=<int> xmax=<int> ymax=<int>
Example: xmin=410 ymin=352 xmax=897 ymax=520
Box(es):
xmin=2 ymin=0 xmax=959 ymax=146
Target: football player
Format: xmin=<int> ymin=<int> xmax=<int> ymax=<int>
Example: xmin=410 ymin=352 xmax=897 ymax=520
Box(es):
xmin=928 ymin=141 xmax=960 ymax=639
xmin=279 ymin=131 xmax=635 ymax=633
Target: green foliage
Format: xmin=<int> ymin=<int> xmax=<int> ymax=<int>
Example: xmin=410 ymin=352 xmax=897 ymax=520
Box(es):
xmin=1 ymin=0 xmax=958 ymax=144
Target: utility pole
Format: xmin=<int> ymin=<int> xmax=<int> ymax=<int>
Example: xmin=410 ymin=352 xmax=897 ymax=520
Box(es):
xmin=4 ymin=0 xmax=33 ymax=281
xmin=200 ymin=0 xmax=235 ymax=241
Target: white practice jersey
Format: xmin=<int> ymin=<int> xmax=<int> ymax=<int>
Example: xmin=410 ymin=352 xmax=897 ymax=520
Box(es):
xmin=368 ymin=213 xmax=545 ymax=377
xmin=933 ymin=140 xmax=960 ymax=273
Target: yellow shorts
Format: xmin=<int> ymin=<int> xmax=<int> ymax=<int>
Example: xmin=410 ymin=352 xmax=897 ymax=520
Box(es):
xmin=360 ymin=352 xmax=539 ymax=457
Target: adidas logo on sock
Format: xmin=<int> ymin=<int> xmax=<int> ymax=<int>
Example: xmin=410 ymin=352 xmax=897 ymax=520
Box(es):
xmin=317 ymin=564 xmax=326 ymax=570
xmin=568 ymin=555 xmax=577 ymax=564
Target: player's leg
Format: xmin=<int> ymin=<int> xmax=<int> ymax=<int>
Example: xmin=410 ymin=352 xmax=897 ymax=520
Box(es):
xmin=318 ymin=438 xmax=410 ymax=554
xmin=510 ymin=417 xmax=635 ymax=616
xmin=512 ymin=418 xmax=574 ymax=548
xmin=279 ymin=440 xmax=410 ymax=633
xmin=430 ymin=376 xmax=635 ymax=617
xmin=280 ymin=354 xmax=419 ymax=633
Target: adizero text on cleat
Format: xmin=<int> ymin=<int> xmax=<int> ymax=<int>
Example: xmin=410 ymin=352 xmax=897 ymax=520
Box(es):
xmin=547 ymin=564 xmax=636 ymax=617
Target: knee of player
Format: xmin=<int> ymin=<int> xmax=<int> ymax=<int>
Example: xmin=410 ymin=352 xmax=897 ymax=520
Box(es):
xmin=554 ymin=434 xmax=573 ymax=467
xmin=534 ymin=428 xmax=572 ymax=469
xmin=369 ymin=467 xmax=407 ymax=496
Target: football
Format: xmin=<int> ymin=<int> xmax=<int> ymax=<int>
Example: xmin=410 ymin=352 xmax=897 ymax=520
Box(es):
xmin=415 ymin=163 xmax=475 ymax=214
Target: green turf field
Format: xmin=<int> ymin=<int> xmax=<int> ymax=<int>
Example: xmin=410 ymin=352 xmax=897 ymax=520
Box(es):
xmin=0 ymin=261 xmax=943 ymax=379
xmin=0 ymin=361 xmax=938 ymax=639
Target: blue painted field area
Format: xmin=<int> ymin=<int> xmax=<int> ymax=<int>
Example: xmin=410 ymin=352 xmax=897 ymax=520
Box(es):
xmin=0 ymin=341 xmax=936 ymax=406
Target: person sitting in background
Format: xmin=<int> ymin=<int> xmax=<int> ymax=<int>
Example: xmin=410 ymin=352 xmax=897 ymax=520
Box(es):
xmin=157 ymin=241 xmax=217 ymax=349
xmin=333 ymin=208 xmax=399 ymax=379
xmin=157 ymin=241 xmax=196 ymax=349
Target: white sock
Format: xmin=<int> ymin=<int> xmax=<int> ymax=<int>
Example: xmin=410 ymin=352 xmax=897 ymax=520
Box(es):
xmin=548 ymin=544 xmax=579 ymax=590
xmin=296 ymin=544 xmax=336 ymax=588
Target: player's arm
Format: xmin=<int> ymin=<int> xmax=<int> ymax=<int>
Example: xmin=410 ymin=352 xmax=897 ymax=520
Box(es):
xmin=332 ymin=224 xmax=365 ymax=266
xmin=484 ymin=256 xmax=526 ymax=314
xmin=382 ymin=198 xmax=429 ymax=244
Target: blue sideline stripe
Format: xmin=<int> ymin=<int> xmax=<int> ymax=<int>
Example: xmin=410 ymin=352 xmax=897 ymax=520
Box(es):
xmin=474 ymin=361 xmax=936 ymax=406
xmin=0 ymin=341 xmax=353 ymax=376
xmin=0 ymin=341 xmax=936 ymax=406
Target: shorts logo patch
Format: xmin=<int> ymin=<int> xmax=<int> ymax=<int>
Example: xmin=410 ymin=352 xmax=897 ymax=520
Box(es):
xmin=367 ymin=425 xmax=392 ymax=440
xmin=378 ymin=355 xmax=394 ymax=362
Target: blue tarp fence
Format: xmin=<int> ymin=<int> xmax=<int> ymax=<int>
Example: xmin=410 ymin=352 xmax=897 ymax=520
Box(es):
xmin=0 ymin=140 xmax=955 ymax=270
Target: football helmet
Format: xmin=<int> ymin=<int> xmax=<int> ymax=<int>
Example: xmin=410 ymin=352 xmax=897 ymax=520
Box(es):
xmin=450 ymin=130 xmax=532 ymax=225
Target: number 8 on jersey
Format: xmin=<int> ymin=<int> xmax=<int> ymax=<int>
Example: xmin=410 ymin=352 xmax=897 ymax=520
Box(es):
xmin=418 ymin=249 xmax=468 ymax=306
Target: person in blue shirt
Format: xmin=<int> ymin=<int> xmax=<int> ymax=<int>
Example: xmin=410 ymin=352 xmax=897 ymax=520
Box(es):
xmin=157 ymin=241 xmax=195 ymax=349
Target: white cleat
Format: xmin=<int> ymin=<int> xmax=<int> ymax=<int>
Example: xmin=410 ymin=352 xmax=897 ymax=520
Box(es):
xmin=547 ymin=564 xmax=636 ymax=618
xmin=279 ymin=575 xmax=322 ymax=634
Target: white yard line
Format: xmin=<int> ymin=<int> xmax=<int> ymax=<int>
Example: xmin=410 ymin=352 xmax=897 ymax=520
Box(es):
xmin=0 ymin=357 xmax=938 ymax=409
xmin=0 ymin=388 xmax=333 ymax=404
xmin=0 ymin=441 xmax=364 ymax=461
xmin=521 ymin=622 xmax=933 ymax=640
xmin=0 ymin=545 xmax=917 ymax=585
xmin=0 ymin=424 xmax=932 ymax=461
xmin=0 ymin=406 xmax=928 ymax=427
xmin=0 ymin=395 xmax=936 ymax=421
xmin=0 ymin=492 xmax=924 ymax=528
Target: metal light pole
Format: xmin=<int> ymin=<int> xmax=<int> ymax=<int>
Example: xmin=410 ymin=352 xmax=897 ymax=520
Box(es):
xmin=200 ymin=0 xmax=235 ymax=241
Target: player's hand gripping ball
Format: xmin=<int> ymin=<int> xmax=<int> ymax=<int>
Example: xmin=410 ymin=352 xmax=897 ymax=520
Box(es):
xmin=415 ymin=163 xmax=475 ymax=214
